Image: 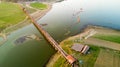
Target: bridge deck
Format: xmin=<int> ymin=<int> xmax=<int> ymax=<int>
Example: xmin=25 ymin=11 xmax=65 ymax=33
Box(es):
xmin=20 ymin=6 xmax=77 ymax=65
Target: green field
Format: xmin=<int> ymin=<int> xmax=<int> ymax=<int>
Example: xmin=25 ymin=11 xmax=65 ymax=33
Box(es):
xmin=93 ymin=35 xmax=120 ymax=44
xmin=94 ymin=48 xmax=120 ymax=67
xmin=30 ymin=2 xmax=47 ymax=10
xmin=0 ymin=2 xmax=26 ymax=31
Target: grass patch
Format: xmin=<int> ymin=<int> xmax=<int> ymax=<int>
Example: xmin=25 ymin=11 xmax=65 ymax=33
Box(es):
xmin=61 ymin=40 xmax=73 ymax=54
xmin=53 ymin=56 xmax=71 ymax=67
xmin=93 ymin=35 xmax=120 ymax=44
xmin=30 ymin=2 xmax=47 ymax=10
xmin=74 ymin=45 xmax=100 ymax=67
xmin=0 ymin=2 xmax=26 ymax=31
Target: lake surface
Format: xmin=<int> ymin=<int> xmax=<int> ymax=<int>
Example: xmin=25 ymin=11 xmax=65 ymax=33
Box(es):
xmin=0 ymin=0 xmax=120 ymax=67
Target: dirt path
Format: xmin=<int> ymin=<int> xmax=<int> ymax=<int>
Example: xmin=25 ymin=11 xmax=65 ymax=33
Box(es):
xmin=26 ymin=3 xmax=39 ymax=10
xmin=84 ymin=37 xmax=120 ymax=51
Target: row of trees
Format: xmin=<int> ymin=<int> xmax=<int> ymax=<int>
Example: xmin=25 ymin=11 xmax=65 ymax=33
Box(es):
xmin=0 ymin=0 xmax=56 ymax=2
xmin=0 ymin=0 xmax=50 ymax=2
xmin=1 ymin=0 xmax=17 ymax=2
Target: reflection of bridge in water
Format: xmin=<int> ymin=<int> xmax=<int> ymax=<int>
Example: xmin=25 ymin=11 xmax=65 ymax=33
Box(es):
xmin=20 ymin=5 xmax=78 ymax=66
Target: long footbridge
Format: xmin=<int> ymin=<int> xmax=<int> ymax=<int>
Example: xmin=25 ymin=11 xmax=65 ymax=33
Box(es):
xmin=20 ymin=5 xmax=77 ymax=66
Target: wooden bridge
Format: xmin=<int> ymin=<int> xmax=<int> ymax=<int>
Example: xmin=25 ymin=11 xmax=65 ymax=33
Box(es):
xmin=20 ymin=6 xmax=78 ymax=66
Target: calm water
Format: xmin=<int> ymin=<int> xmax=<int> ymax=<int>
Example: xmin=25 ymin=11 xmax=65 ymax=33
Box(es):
xmin=0 ymin=24 xmax=56 ymax=67
xmin=0 ymin=0 xmax=120 ymax=67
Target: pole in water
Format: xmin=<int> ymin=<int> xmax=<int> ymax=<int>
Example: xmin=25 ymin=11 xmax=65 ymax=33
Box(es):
xmin=77 ymin=16 xmax=80 ymax=23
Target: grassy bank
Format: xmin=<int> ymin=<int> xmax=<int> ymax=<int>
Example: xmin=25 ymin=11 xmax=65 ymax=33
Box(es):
xmin=0 ymin=2 xmax=26 ymax=31
xmin=53 ymin=56 xmax=71 ymax=67
xmin=30 ymin=2 xmax=47 ymax=10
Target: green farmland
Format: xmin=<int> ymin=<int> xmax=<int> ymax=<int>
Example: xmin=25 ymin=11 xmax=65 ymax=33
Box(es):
xmin=0 ymin=2 xmax=26 ymax=31
xmin=94 ymin=48 xmax=120 ymax=67
xmin=94 ymin=35 xmax=120 ymax=44
xmin=30 ymin=2 xmax=47 ymax=10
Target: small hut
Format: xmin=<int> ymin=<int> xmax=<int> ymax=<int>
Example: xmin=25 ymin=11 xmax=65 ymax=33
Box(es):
xmin=81 ymin=45 xmax=90 ymax=54
xmin=71 ymin=44 xmax=89 ymax=54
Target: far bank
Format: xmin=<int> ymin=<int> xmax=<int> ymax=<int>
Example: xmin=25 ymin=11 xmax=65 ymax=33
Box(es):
xmin=0 ymin=2 xmax=52 ymax=44
xmin=46 ymin=25 xmax=120 ymax=67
